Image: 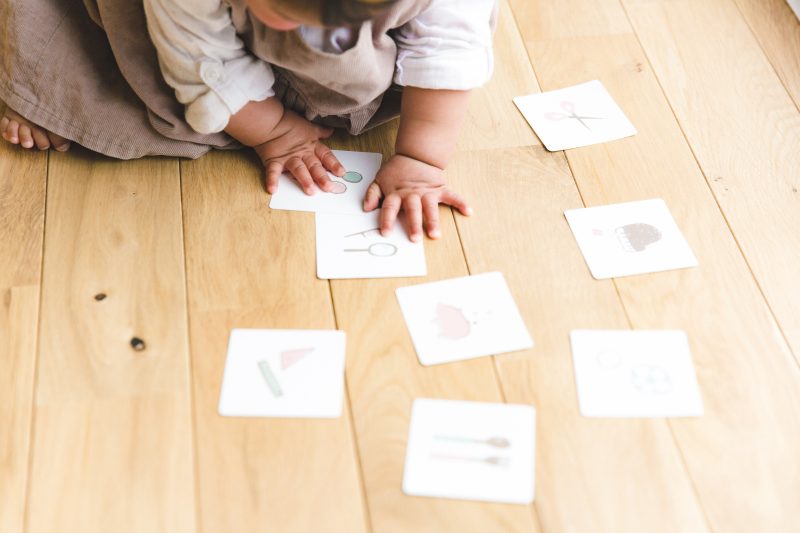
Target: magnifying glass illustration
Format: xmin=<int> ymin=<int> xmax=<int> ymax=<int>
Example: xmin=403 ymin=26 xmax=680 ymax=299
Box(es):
xmin=344 ymin=242 xmax=398 ymax=257
xmin=344 ymin=227 xmax=381 ymax=239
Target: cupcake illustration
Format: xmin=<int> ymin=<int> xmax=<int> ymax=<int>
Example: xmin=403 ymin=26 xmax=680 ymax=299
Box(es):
xmin=615 ymin=223 xmax=662 ymax=252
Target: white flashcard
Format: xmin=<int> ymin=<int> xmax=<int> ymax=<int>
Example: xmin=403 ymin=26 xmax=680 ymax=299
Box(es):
xmin=564 ymin=198 xmax=698 ymax=279
xmin=269 ymin=150 xmax=382 ymax=214
xmin=395 ymin=272 xmax=533 ymax=366
xmin=570 ymin=330 xmax=703 ymax=418
xmin=513 ymin=80 xmax=637 ymax=151
xmin=218 ymin=329 xmax=346 ymax=418
xmin=402 ymin=398 xmax=536 ymax=504
xmin=316 ymin=211 xmax=426 ymax=279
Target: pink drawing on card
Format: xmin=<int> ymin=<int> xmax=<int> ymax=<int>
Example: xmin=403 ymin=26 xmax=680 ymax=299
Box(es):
xmin=544 ymin=101 xmax=604 ymax=131
xmin=325 ymin=170 xmax=364 ymax=195
xmin=434 ymin=303 xmax=472 ymax=340
xmin=281 ymin=347 xmax=315 ymax=370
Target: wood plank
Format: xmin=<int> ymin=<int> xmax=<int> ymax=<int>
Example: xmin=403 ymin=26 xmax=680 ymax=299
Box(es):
xmin=0 ymin=141 xmax=46 ymax=533
xmin=510 ymin=0 xmax=800 ymax=531
xmin=328 ymin=95 xmax=541 ymax=533
xmin=451 ymin=5 xmax=709 ymax=532
xmin=622 ymin=0 xmax=800 ymax=358
xmin=733 ymin=0 xmax=800 ymax=109
xmin=457 ymin=1 xmax=540 ymax=152
xmin=27 ymin=148 xmax=196 ymax=533
xmin=451 ymin=146 xmax=710 ymax=533
xmin=180 ymin=151 xmax=368 ymax=533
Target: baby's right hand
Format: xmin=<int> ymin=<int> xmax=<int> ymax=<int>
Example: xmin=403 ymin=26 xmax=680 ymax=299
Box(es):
xmin=254 ymin=109 xmax=345 ymax=195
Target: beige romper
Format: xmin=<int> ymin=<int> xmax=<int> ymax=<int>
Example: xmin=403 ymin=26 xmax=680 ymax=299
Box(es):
xmin=0 ymin=0 xmax=430 ymax=160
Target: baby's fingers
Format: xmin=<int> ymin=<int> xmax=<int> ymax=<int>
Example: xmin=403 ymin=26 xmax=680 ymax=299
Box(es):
xmin=403 ymin=194 xmax=423 ymax=243
xmin=285 ymin=156 xmax=316 ymax=195
xmin=363 ymin=182 xmax=382 ymax=212
xmin=422 ymin=193 xmax=441 ymax=239
xmin=265 ymin=161 xmax=283 ymax=194
xmin=315 ymin=143 xmax=345 ymax=176
xmin=441 ymin=190 xmax=473 ymax=217
xmin=380 ymin=193 xmax=402 ymax=236
xmin=304 ymin=155 xmax=334 ymax=192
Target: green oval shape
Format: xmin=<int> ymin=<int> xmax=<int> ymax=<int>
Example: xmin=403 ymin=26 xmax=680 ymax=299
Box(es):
xmin=343 ymin=171 xmax=363 ymax=183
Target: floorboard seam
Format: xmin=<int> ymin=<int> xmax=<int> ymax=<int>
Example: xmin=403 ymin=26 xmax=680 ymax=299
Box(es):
xmin=616 ymin=0 xmax=800 ymax=369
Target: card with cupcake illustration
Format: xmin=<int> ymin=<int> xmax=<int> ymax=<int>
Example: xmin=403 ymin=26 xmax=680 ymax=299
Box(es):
xmin=564 ymin=199 xmax=698 ymax=279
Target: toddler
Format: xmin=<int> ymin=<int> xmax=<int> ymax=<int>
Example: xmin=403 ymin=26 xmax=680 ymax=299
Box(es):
xmin=0 ymin=0 xmax=496 ymax=240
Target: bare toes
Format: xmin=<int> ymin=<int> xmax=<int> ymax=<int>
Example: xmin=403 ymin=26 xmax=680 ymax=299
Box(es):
xmin=18 ymin=125 xmax=34 ymax=148
xmin=31 ymin=128 xmax=50 ymax=150
xmin=46 ymin=132 xmax=71 ymax=152
xmin=5 ymin=120 xmax=20 ymax=144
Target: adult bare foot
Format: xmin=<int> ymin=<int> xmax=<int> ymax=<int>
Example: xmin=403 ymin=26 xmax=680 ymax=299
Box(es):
xmin=0 ymin=107 xmax=71 ymax=151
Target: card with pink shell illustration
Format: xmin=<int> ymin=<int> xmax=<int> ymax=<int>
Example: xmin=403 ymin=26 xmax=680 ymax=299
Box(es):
xmin=564 ymin=198 xmax=698 ymax=279
xmin=218 ymin=329 xmax=346 ymax=418
xmin=570 ymin=330 xmax=703 ymax=418
xmin=269 ymin=150 xmax=381 ymax=215
xmin=395 ymin=272 xmax=534 ymax=366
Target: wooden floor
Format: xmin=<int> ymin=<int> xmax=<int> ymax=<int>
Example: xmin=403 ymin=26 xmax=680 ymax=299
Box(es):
xmin=2 ymin=0 xmax=799 ymax=531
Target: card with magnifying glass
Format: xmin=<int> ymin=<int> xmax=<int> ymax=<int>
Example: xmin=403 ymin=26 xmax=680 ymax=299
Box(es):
xmin=269 ymin=150 xmax=382 ymax=215
xmin=315 ymin=211 xmax=426 ymax=279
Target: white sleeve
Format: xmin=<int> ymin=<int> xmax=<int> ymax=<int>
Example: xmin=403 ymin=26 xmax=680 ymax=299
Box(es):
xmin=393 ymin=0 xmax=497 ymax=90
xmin=143 ymin=0 xmax=275 ymax=134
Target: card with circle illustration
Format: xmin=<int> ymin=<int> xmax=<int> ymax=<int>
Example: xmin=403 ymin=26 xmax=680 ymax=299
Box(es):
xmin=218 ymin=329 xmax=346 ymax=418
xmin=395 ymin=272 xmax=533 ymax=366
xmin=564 ymin=198 xmax=698 ymax=279
xmin=402 ymin=398 xmax=536 ymax=504
xmin=513 ymin=80 xmax=637 ymax=151
xmin=269 ymin=150 xmax=381 ymax=215
xmin=570 ymin=330 xmax=703 ymax=418
xmin=316 ymin=211 xmax=426 ymax=279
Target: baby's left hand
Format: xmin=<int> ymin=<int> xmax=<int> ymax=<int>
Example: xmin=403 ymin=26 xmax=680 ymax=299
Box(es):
xmin=363 ymin=154 xmax=472 ymax=242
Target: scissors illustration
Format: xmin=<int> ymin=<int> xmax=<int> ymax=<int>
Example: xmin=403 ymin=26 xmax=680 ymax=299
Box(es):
xmin=544 ymin=101 xmax=603 ymax=130
xmin=344 ymin=242 xmax=398 ymax=257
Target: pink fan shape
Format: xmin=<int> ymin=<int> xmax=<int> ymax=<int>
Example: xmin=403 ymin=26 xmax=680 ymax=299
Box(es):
xmin=281 ymin=347 xmax=315 ymax=370
xmin=434 ymin=303 xmax=471 ymax=340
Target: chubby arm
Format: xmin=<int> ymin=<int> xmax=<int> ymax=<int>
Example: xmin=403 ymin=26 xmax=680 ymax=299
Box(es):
xmin=396 ymin=87 xmax=471 ymax=170
xmin=364 ymin=87 xmax=473 ymax=241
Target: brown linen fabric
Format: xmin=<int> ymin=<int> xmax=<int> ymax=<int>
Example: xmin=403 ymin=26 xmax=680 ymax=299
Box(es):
xmin=0 ymin=0 xmax=428 ymax=159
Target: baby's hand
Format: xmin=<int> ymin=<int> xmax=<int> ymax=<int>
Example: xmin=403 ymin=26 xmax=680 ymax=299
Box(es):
xmin=254 ymin=109 xmax=345 ymax=195
xmin=363 ymin=154 xmax=472 ymax=242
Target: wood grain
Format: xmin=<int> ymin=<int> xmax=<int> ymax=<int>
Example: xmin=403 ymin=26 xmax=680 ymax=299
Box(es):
xmin=622 ymin=0 xmax=800 ymax=359
xmin=451 ymin=146 xmax=710 ymax=533
xmin=512 ymin=0 xmax=800 ymax=530
xmin=180 ymin=151 xmax=368 ymax=533
xmin=27 ymin=149 xmax=196 ymax=533
xmin=0 ymin=141 xmax=46 ymax=533
xmin=457 ymin=1 xmax=541 ymax=152
xmin=328 ymin=127 xmax=542 ymax=531
xmin=733 ymin=0 xmax=800 ymax=109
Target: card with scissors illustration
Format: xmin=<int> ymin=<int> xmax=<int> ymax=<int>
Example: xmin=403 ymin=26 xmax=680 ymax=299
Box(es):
xmin=218 ymin=329 xmax=347 ymax=418
xmin=316 ymin=211 xmax=426 ymax=279
xmin=513 ymin=80 xmax=637 ymax=151
xmin=269 ymin=150 xmax=382 ymax=215
xmin=395 ymin=272 xmax=533 ymax=366
xmin=570 ymin=330 xmax=703 ymax=418
xmin=564 ymin=198 xmax=698 ymax=279
xmin=402 ymin=398 xmax=536 ymax=504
